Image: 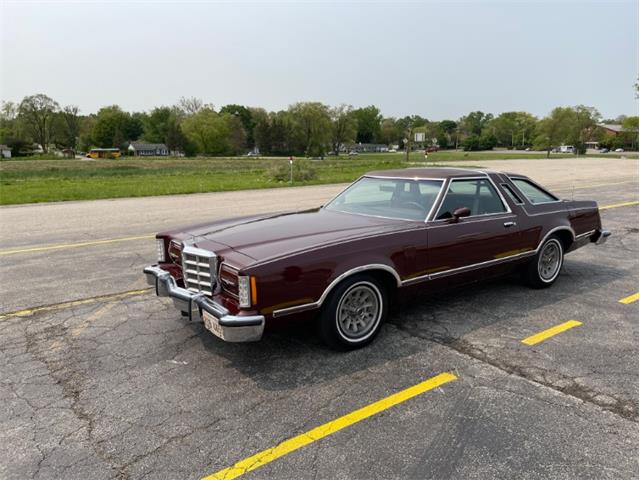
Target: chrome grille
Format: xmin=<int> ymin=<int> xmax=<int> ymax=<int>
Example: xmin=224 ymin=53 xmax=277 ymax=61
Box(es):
xmin=181 ymin=246 xmax=217 ymax=296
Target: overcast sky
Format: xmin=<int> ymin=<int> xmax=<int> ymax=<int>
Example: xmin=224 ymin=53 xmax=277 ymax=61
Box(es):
xmin=1 ymin=0 xmax=638 ymax=120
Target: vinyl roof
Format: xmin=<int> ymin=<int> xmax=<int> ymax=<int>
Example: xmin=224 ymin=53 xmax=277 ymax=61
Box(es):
xmin=364 ymin=167 xmax=488 ymax=179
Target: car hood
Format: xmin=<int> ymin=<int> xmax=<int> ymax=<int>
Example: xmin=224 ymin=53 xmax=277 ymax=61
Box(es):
xmin=183 ymin=208 xmax=411 ymax=262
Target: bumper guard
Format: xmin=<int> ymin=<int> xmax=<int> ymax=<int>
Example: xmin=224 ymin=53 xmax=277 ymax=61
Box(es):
xmin=593 ymin=229 xmax=611 ymax=245
xmin=143 ymin=265 xmax=264 ymax=342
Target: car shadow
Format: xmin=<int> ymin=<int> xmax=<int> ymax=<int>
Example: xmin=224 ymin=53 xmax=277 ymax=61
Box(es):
xmin=193 ymin=257 xmax=627 ymax=392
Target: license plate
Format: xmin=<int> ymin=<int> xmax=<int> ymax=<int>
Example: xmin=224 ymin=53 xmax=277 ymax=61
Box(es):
xmin=202 ymin=311 xmax=224 ymax=340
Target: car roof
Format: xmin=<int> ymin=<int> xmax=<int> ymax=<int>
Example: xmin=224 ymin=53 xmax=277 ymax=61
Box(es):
xmin=364 ymin=167 xmax=491 ymax=180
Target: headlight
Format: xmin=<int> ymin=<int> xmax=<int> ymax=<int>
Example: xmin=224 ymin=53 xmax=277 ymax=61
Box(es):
xmin=156 ymin=238 xmax=166 ymax=263
xmin=238 ymin=275 xmax=251 ymax=308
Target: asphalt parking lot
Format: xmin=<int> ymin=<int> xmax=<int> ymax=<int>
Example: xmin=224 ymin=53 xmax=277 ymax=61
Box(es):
xmin=0 ymin=158 xmax=638 ymax=479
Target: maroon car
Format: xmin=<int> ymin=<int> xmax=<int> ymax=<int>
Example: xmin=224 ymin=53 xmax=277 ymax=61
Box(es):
xmin=144 ymin=168 xmax=609 ymax=349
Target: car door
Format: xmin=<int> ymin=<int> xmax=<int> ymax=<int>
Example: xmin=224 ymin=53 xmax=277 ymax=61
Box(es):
xmin=424 ymin=177 xmax=527 ymax=280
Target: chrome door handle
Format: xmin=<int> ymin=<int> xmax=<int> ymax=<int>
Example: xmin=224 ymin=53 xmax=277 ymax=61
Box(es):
xmin=503 ymin=221 xmax=517 ymax=228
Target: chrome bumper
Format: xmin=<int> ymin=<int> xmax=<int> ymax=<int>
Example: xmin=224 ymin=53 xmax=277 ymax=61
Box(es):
xmin=143 ymin=265 xmax=265 ymax=342
xmin=593 ymin=229 xmax=611 ymax=245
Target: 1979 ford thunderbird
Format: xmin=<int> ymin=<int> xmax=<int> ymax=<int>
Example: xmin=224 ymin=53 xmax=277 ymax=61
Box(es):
xmin=144 ymin=168 xmax=610 ymax=349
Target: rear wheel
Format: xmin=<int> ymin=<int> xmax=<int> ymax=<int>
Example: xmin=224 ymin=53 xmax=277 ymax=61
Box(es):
xmin=318 ymin=274 xmax=388 ymax=350
xmin=524 ymin=235 xmax=564 ymax=288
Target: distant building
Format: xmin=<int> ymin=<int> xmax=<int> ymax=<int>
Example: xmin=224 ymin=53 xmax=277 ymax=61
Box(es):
xmin=350 ymin=143 xmax=389 ymax=153
xmin=128 ymin=142 xmax=169 ymax=156
xmin=598 ymin=124 xmax=624 ymax=137
xmin=0 ymin=144 xmax=11 ymax=158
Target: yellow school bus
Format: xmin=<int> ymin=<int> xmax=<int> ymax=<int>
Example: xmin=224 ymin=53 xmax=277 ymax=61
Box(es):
xmin=87 ymin=148 xmax=121 ymax=159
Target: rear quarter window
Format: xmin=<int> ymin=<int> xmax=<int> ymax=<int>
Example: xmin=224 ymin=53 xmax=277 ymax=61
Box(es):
xmin=511 ymin=178 xmax=558 ymax=204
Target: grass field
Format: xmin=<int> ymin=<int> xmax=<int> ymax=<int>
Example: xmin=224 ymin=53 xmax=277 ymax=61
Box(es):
xmin=0 ymin=151 xmax=636 ymax=205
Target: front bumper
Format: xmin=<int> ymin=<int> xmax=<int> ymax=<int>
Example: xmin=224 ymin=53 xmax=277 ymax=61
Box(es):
xmin=593 ymin=229 xmax=611 ymax=245
xmin=143 ymin=265 xmax=264 ymax=342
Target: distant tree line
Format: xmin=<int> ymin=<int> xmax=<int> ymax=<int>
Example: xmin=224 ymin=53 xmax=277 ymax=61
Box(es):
xmin=0 ymin=93 xmax=637 ymax=157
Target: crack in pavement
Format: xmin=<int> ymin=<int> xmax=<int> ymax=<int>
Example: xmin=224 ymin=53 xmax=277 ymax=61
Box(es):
xmin=389 ymin=322 xmax=638 ymax=422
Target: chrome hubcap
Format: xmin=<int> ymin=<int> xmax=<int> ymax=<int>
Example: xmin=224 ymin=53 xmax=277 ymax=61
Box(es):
xmin=538 ymin=241 xmax=561 ymax=281
xmin=337 ymin=284 xmax=380 ymax=339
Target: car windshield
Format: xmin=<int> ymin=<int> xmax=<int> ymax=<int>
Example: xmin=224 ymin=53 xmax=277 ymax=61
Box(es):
xmin=324 ymin=176 xmax=443 ymax=221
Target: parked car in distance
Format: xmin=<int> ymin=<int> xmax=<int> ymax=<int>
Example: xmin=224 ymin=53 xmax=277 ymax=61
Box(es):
xmin=348 ymin=151 xmax=359 ymax=156
xmin=599 ymin=148 xmax=610 ymax=154
xmin=426 ymin=145 xmax=439 ymax=153
xmin=388 ymin=148 xmax=397 ymax=153
xmin=246 ymin=151 xmax=260 ymax=157
xmin=552 ymin=145 xmax=575 ymax=154
xmin=614 ymin=148 xmax=624 ymax=152
xmin=144 ymin=168 xmax=610 ymax=349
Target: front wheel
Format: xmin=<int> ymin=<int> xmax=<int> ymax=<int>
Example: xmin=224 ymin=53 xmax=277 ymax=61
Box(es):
xmin=318 ymin=274 xmax=388 ymax=350
xmin=524 ymin=235 xmax=564 ymax=288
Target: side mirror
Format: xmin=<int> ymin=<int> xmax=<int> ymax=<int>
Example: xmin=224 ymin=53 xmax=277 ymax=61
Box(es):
xmin=451 ymin=207 xmax=471 ymax=222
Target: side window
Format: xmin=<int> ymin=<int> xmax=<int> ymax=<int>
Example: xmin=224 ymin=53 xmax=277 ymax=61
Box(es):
xmin=511 ymin=178 xmax=558 ymax=204
xmin=436 ymin=179 xmax=507 ymax=219
xmin=501 ymin=183 xmax=523 ymax=204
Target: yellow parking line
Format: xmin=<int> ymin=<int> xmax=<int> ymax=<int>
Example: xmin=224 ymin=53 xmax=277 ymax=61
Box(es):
xmin=0 ymin=234 xmax=154 ymax=256
xmin=0 ymin=289 xmax=151 ymax=321
xmin=521 ymin=320 xmax=583 ymax=346
xmin=201 ymin=372 xmax=458 ymax=480
xmin=619 ymin=293 xmax=639 ymax=305
xmin=599 ymin=200 xmax=639 ymax=211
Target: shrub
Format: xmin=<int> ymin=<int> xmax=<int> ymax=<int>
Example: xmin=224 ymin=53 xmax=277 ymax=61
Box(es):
xmin=266 ymin=159 xmax=316 ymax=183
xmin=462 ymin=134 xmax=480 ymax=151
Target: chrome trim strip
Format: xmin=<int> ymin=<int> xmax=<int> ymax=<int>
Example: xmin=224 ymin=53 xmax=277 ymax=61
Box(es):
xmin=424 ymin=179 xmax=447 ymax=222
xmin=427 ymin=213 xmax=517 ymax=229
xmin=536 ymin=226 xmax=576 ymax=249
xmin=575 ymin=229 xmax=596 ymax=240
xmin=401 ymin=249 xmax=537 ymax=286
xmin=364 ymin=175 xmax=448 ymax=181
xmin=272 ymin=263 xmax=402 ymax=318
xmin=426 ymin=177 xmax=450 ymax=222
xmin=522 ymin=206 xmax=595 ymax=217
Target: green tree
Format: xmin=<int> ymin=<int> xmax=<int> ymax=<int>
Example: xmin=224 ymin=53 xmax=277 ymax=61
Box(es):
xmin=17 ymin=93 xmax=60 ymax=152
xmin=220 ymin=104 xmax=254 ymax=149
xmin=329 ymin=104 xmax=357 ymax=154
xmin=288 ymin=102 xmax=332 ymax=156
xmin=143 ymin=106 xmax=173 ymax=143
xmin=353 ymin=106 xmax=382 ymax=143
xmin=55 ymin=105 xmax=81 ymax=149
xmin=436 ymin=120 xmax=457 ymax=148
xmin=488 ymin=112 xmax=538 ymax=148
xmin=181 ymin=108 xmax=231 ymax=155
xmin=91 ymin=106 xmax=143 ymax=148
xmin=224 ymin=113 xmax=247 ymax=155
xmin=621 ymin=116 xmax=639 ymax=149
xmin=462 ymin=134 xmax=481 ymax=151
xmin=533 ymin=105 xmax=600 ymax=155
xmin=458 ymin=111 xmax=493 ymax=136
xmin=378 ymin=118 xmax=400 ymax=145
